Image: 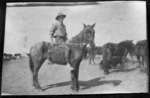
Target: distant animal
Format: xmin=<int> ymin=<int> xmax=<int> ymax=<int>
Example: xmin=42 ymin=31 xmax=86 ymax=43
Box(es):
xmin=29 ymin=23 xmax=96 ymax=91
xmin=100 ymin=40 xmax=135 ymax=75
xmin=14 ymin=53 xmax=21 ymax=58
xmin=7 ymin=54 xmax=13 ymax=59
xmin=3 ymin=53 xmax=13 ymax=61
xmin=86 ymin=46 xmax=103 ymax=65
xmin=94 ymin=46 xmax=103 ymax=55
xmin=3 ymin=53 xmax=10 ymax=61
xmin=100 ymin=56 xmax=121 ymax=70
xmin=3 ymin=53 xmax=7 ymax=59
xmin=135 ymin=40 xmax=148 ymax=73
xmin=12 ymin=56 xmax=16 ymax=59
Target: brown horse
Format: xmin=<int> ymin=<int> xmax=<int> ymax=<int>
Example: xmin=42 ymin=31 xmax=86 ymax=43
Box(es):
xmin=86 ymin=46 xmax=103 ymax=65
xmin=100 ymin=40 xmax=135 ymax=75
xmin=29 ymin=23 xmax=96 ymax=91
xmin=94 ymin=46 xmax=103 ymax=55
xmin=135 ymin=40 xmax=148 ymax=73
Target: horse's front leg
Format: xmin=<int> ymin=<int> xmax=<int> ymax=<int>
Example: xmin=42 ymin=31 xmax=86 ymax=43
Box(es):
xmin=91 ymin=54 xmax=96 ymax=65
xmin=70 ymin=63 xmax=80 ymax=92
xmin=89 ymin=54 xmax=91 ymax=64
xmin=103 ymin=60 xmax=109 ymax=75
xmin=136 ymin=55 xmax=141 ymax=68
xmin=93 ymin=57 xmax=96 ymax=65
xmin=121 ymin=56 xmax=126 ymax=68
xmin=140 ymin=56 xmax=146 ymax=72
xmin=130 ymin=54 xmax=136 ymax=64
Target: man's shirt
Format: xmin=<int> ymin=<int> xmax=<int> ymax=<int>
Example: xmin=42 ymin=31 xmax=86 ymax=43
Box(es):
xmin=50 ymin=21 xmax=67 ymax=37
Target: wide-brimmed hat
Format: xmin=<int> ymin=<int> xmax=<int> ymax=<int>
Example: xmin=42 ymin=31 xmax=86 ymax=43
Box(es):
xmin=55 ymin=12 xmax=66 ymax=20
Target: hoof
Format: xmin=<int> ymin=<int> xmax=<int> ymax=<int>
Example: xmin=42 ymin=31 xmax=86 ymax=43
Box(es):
xmin=71 ymin=86 xmax=79 ymax=92
xmin=32 ymin=83 xmax=36 ymax=87
xmin=104 ymin=71 xmax=109 ymax=75
xmin=35 ymin=86 xmax=44 ymax=91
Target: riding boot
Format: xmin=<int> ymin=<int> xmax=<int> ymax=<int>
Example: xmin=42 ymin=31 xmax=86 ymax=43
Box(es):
xmin=47 ymin=44 xmax=55 ymax=64
xmin=62 ymin=43 xmax=73 ymax=70
xmin=64 ymin=45 xmax=74 ymax=70
xmin=47 ymin=53 xmax=54 ymax=64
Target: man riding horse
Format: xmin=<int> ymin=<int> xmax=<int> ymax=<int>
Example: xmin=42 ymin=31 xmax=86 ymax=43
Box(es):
xmin=48 ymin=12 xmax=71 ymax=69
xmin=29 ymin=12 xmax=96 ymax=91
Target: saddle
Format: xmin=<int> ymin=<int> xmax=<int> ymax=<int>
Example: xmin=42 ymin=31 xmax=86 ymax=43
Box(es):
xmin=48 ymin=43 xmax=67 ymax=54
xmin=47 ymin=42 xmax=71 ymax=64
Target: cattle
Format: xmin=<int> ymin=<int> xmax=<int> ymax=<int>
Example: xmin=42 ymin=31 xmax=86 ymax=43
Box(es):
xmin=14 ymin=53 xmax=22 ymax=58
xmin=3 ymin=53 xmax=22 ymax=61
xmin=3 ymin=53 xmax=13 ymax=61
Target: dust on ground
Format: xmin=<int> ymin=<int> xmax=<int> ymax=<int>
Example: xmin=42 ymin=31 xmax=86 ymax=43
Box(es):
xmin=1 ymin=56 xmax=148 ymax=95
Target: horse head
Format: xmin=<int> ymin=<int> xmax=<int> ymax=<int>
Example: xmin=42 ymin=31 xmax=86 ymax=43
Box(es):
xmin=82 ymin=23 xmax=96 ymax=44
xmin=69 ymin=23 xmax=96 ymax=45
xmin=119 ymin=40 xmax=135 ymax=55
xmin=127 ymin=40 xmax=135 ymax=54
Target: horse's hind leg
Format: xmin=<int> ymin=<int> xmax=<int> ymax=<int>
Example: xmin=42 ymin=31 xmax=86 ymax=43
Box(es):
xmin=121 ymin=55 xmax=126 ymax=68
xmin=89 ymin=54 xmax=91 ymax=64
xmin=136 ymin=55 xmax=140 ymax=68
xmin=32 ymin=56 xmax=46 ymax=90
xmin=92 ymin=56 xmax=96 ymax=64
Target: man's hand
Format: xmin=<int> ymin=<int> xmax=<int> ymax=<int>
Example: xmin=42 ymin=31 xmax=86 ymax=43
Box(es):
xmin=50 ymin=33 xmax=54 ymax=45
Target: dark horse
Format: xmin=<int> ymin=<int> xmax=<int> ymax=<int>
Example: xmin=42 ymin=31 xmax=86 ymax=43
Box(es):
xmin=94 ymin=46 xmax=103 ymax=55
xmin=29 ymin=23 xmax=96 ymax=91
xmin=135 ymin=40 xmax=148 ymax=73
xmin=86 ymin=46 xmax=103 ymax=65
xmin=100 ymin=40 xmax=134 ymax=75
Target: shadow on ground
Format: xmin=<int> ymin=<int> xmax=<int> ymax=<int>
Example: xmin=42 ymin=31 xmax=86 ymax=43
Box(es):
xmin=42 ymin=77 xmax=122 ymax=91
xmin=110 ymin=67 xmax=138 ymax=74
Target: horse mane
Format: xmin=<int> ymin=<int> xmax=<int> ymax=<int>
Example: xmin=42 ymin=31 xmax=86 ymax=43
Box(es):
xmin=68 ymin=30 xmax=85 ymax=44
xmin=137 ymin=39 xmax=147 ymax=44
xmin=117 ymin=40 xmax=133 ymax=53
xmin=68 ymin=25 xmax=94 ymax=44
xmin=118 ymin=40 xmax=132 ymax=46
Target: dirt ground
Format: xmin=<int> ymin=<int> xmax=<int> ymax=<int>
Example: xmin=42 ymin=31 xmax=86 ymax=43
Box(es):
xmin=1 ymin=56 xmax=148 ymax=95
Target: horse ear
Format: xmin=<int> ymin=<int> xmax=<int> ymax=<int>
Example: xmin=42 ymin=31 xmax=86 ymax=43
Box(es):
xmin=92 ymin=23 xmax=96 ymax=28
xmin=83 ymin=23 xmax=86 ymax=28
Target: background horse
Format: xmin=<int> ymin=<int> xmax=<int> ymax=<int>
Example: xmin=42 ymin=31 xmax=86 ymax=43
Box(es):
xmin=135 ymin=40 xmax=148 ymax=73
xmin=86 ymin=45 xmax=103 ymax=65
xmin=100 ymin=40 xmax=135 ymax=75
xmin=29 ymin=23 xmax=96 ymax=91
xmin=94 ymin=46 xmax=103 ymax=56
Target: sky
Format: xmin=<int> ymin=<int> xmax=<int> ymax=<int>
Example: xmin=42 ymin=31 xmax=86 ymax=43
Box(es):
xmin=4 ymin=1 xmax=146 ymax=55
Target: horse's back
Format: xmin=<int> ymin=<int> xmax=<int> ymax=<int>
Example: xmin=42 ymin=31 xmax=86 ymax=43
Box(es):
xmin=30 ymin=41 xmax=50 ymax=58
xmin=136 ymin=40 xmax=147 ymax=48
xmin=135 ymin=40 xmax=147 ymax=56
xmin=103 ymin=43 xmax=116 ymax=55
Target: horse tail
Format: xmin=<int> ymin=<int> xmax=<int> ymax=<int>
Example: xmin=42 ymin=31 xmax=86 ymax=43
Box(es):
xmin=29 ymin=53 xmax=34 ymax=74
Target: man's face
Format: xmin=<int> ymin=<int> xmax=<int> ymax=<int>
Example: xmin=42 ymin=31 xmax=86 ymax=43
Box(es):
xmin=58 ymin=17 xmax=64 ymax=22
